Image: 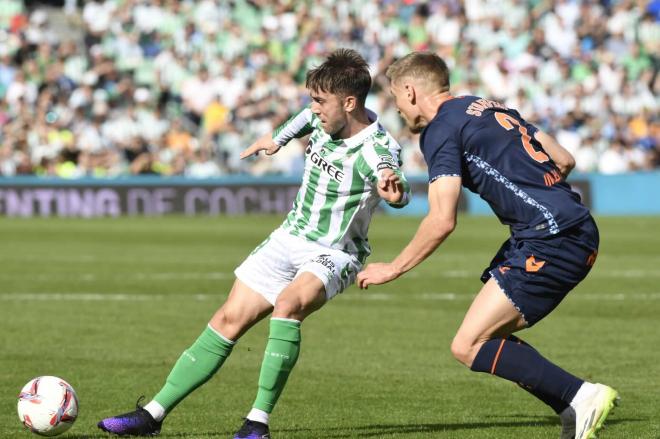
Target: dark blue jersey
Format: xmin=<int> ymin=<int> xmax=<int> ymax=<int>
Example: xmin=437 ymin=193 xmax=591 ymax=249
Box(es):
xmin=420 ymin=95 xmax=590 ymax=239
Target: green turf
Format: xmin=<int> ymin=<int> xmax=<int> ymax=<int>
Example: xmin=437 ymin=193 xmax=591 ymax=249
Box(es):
xmin=1 ymin=215 xmax=658 ymax=438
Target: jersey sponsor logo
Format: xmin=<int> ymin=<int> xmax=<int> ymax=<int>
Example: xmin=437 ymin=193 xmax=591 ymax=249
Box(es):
xmin=525 ymin=255 xmax=546 ymax=272
xmin=309 ymin=151 xmax=345 ymax=182
xmin=465 ymin=98 xmax=508 ymax=116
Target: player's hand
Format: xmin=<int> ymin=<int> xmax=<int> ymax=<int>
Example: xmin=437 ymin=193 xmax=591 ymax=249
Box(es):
xmin=377 ymin=169 xmax=403 ymax=203
xmin=240 ymin=132 xmax=281 ymax=159
xmin=357 ymin=262 xmax=401 ymax=289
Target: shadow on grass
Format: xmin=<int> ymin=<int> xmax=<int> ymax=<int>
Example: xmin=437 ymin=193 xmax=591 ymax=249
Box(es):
xmin=67 ymin=416 xmax=640 ymax=438
xmin=66 ymin=433 xmax=222 ymax=439
xmin=275 ymin=415 xmax=640 ymax=438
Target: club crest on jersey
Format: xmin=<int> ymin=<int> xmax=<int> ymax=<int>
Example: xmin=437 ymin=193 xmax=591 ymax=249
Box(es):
xmin=308 ymin=150 xmax=345 ymax=182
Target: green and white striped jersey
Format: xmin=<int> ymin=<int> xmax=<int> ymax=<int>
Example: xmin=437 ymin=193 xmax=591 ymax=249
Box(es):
xmin=272 ymin=107 xmax=410 ymax=263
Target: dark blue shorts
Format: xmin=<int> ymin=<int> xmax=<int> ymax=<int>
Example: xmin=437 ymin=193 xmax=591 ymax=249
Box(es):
xmin=481 ymin=216 xmax=599 ymax=327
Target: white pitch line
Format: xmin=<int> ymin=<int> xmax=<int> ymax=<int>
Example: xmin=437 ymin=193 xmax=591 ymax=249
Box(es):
xmin=0 ymin=293 xmax=224 ymax=302
xmin=0 ymin=272 xmax=234 ymax=281
xmin=2 ymin=292 xmax=660 ymax=302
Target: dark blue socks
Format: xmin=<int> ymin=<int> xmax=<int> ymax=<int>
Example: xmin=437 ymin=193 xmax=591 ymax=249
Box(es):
xmin=471 ymin=335 xmax=582 ymax=413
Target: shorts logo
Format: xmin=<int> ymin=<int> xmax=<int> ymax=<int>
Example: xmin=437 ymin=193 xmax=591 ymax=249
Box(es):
xmin=498 ymin=266 xmax=511 ymax=275
xmin=312 ymin=254 xmax=336 ymax=272
xmin=525 ymin=255 xmax=545 ymax=272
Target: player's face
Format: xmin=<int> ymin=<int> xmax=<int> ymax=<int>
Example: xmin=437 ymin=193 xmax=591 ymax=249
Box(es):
xmin=309 ymin=89 xmax=348 ymax=137
xmin=390 ymin=81 xmax=425 ymax=134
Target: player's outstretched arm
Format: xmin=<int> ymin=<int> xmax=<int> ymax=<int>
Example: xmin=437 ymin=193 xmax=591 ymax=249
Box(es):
xmin=357 ymin=176 xmax=461 ymax=289
xmin=534 ymin=130 xmax=575 ymax=178
xmin=239 ymin=132 xmax=281 ymax=159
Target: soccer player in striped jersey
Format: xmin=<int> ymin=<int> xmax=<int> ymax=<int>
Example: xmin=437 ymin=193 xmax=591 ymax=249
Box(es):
xmin=358 ymin=52 xmax=618 ymax=439
xmin=98 ymin=49 xmax=409 ymax=439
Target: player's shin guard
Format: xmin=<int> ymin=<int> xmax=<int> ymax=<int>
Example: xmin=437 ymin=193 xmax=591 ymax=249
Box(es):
xmin=252 ymin=318 xmax=301 ymax=414
xmin=471 ymin=337 xmax=583 ymax=406
xmin=153 ymin=325 xmax=234 ymax=413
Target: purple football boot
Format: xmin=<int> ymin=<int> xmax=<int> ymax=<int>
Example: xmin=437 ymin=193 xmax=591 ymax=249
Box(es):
xmin=233 ymin=419 xmax=271 ymax=439
xmin=98 ymin=397 xmax=162 ymax=436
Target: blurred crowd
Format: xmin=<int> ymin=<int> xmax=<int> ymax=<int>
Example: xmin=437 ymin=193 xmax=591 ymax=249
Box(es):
xmin=0 ymin=0 xmax=658 ymax=178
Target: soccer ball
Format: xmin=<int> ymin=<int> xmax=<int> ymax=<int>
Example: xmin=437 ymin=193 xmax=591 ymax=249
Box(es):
xmin=17 ymin=376 xmax=78 ymax=436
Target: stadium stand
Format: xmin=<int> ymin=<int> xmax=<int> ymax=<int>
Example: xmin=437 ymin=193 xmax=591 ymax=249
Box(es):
xmin=0 ymin=0 xmax=657 ymax=178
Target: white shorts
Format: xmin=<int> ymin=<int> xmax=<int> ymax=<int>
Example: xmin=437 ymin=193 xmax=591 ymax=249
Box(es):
xmin=234 ymin=228 xmax=362 ymax=305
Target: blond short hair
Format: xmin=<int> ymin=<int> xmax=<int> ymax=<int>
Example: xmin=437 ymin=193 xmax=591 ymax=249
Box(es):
xmin=385 ymin=52 xmax=450 ymax=93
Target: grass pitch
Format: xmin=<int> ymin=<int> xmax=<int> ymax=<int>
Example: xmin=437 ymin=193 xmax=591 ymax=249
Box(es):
xmin=1 ymin=215 xmax=658 ymax=438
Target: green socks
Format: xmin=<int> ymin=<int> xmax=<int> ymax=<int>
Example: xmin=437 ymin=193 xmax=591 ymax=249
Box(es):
xmin=253 ymin=318 xmax=301 ymax=413
xmin=151 ymin=319 xmax=301 ymax=417
xmin=153 ymin=325 xmax=234 ymax=412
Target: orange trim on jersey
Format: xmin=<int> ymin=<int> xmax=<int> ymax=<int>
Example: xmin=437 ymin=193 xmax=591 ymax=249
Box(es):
xmin=490 ymin=339 xmax=507 ymax=374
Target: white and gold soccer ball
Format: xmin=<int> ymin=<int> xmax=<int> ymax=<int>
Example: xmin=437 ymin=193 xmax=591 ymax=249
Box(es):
xmin=17 ymin=376 xmax=78 ymax=436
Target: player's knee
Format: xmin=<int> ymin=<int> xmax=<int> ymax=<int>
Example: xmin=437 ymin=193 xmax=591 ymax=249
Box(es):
xmin=209 ymin=308 xmax=241 ymax=340
xmin=450 ymin=337 xmax=476 ymax=368
xmin=273 ymin=296 xmax=304 ymax=320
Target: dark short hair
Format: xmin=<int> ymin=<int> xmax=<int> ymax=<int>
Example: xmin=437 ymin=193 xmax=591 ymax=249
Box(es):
xmin=386 ymin=52 xmax=450 ymax=92
xmin=306 ymin=48 xmax=371 ymax=105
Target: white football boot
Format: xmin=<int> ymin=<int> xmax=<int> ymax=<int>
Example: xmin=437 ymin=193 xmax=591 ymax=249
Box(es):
xmin=572 ymin=383 xmax=619 ymax=439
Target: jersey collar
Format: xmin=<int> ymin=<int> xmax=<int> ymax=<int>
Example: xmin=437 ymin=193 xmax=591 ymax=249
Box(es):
xmin=342 ymin=108 xmax=380 ymax=149
xmin=434 ymin=95 xmax=455 ymax=118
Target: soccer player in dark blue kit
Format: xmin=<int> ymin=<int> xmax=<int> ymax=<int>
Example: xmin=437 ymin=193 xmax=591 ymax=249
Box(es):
xmin=357 ymin=52 xmax=618 ymax=439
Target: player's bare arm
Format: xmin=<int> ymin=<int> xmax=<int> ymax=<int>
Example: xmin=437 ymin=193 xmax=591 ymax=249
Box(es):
xmin=357 ymin=176 xmax=461 ymax=288
xmin=239 ymin=132 xmax=281 ymax=159
xmin=377 ymin=168 xmax=405 ymax=204
xmin=534 ymin=130 xmax=575 ymax=178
